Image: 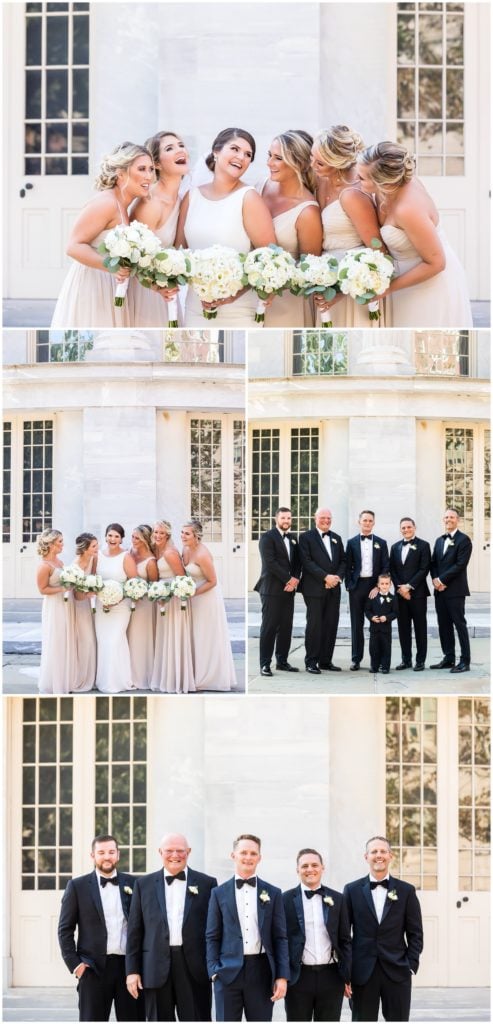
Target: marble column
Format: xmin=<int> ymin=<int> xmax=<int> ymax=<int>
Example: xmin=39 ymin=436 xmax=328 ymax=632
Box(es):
xmin=352 ymin=332 xmax=415 ymax=376
xmin=347 ymin=416 xmax=416 ymax=543
xmin=86 ymin=330 xmax=159 ymax=362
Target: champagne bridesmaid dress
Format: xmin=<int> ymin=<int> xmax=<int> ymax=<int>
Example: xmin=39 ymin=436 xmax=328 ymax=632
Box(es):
xmin=128 ymin=199 xmax=182 ymax=327
xmin=258 ymin=181 xmax=319 ymax=328
xmin=185 ymin=563 xmax=236 ymax=691
xmin=319 ymin=190 xmax=383 ymax=327
xmin=150 ymin=555 xmax=195 ymax=693
xmin=38 ymin=565 xmax=77 ymax=694
xmin=381 ymin=224 xmax=473 ymax=327
xmin=127 ymin=558 xmax=156 ymax=690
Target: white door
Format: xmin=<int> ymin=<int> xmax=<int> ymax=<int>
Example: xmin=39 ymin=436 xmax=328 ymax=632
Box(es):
xmin=4 ymin=3 xmax=90 ymax=298
xmin=444 ymin=423 xmax=490 ymax=592
xmin=3 ymin=415 xmax=55 ymax=599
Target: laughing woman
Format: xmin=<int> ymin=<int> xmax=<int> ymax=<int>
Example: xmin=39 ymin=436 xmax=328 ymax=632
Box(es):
xmin=37 ymin=529 xmax=77 ymax=694
xmin=176 ymin=127 xmax=276 ymax=326
xmin=51 ymin=142 xmax=154 ymax=328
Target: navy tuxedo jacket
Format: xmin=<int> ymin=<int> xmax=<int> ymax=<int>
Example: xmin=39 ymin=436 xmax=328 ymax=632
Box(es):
xmin=389 ymin=537 xmax=431 ymax=597
xmin=430 ymin=530 xmax=472 ymax=597
xmin=254 ymin=528 xmax=302 ymax=595
xmin=125 ymin=867 xmax=217 ymax=988
xmin=343 ymin=875 xmax=423 ymax=986
xmin=298 ymin=529 xmax=347 ymax=596
xmin=206 ymin=877 xmax=290 ymax=986
xmin=345 ymin=535 xmax=390 ymax=592
xmin=365 ymin=593 xmax=398 ymax=630
xmin=283 ymin=883 xmax=351 ymax=986
xmin=58 ymin=869 xmax=136 ymax=976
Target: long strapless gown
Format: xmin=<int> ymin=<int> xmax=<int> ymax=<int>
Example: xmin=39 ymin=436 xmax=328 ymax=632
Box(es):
xmin=94 ymin=551 xmax=133 ymax=693
xmin=186 ymin=563 xmax=236 ymax=691
xmin=381 ymin=224 xmax=473 ymax=327
xmin=319 ymin=198 xmax=383 ymax=327
xmin=260 ymin=188 xmax=319 ymax=328
xmin=71 ymin=567 xmax=96 ymax=691
xmin=127 ymin=558 xmax=155 ymax=690
xmin=150 ymin=555 xmax=195 ymax=693
xmin=51 ymin=229 xmax=132 ymax=328
xmin=128 ymin=200 xmax=182 ymax=327
xmin=184 ymin=186 xmax=257 ymax=326
xmin=38 ymin=566 xmax=77 ymax=694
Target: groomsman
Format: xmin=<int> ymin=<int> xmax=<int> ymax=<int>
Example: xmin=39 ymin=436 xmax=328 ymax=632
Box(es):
xmin=254 ymin=507 xmax=302 ymax=677
xmin=343 ymin=836 xmax=423 ymax=1022
xmin=58 ymin=834 xmax=145 ymax=1022
xmin=345 ymin=511 xmax=389 ymax=670
xmin=283 ymin=848 xmax=352 ymax=1021
xmin=298 ymin=508 xmax=346 ymax=674
xmin=430 ymin=507 xmax=472 ymax=672
xmin=206 ymin=834 xmax=290 ymax=1022
xmin=389 ymin=517 xmax=431 ymax=671
xmin=126 ymin=832 xmax=217 ymax=1021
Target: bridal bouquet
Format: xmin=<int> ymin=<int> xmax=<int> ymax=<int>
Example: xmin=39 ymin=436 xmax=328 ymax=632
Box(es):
xmin=123 ymin=577 xmax=149 ymax=611
xmin=337 ymin=243 xmax=394 ymax=321
xmin=98 ymin=221 xmax=162 ymax=307
xmin=59 ymin=565 xmax=86 ymax=601
xmin=242 ymin=244 xmax=297 ymax=324
xmin=98 ymin=580 xmax=124 ymax=612
xmin=81 ymin=573 xmax=104 ymax=595
xmin=290 ymin=254 xmax=340 ymax=325
xmin=190 ymin=245 xmax=246 ymax=319
xmin=138 ymin=247 xmax=193 ymax=327
xmin=172 ymin=575 xmax=197 ymax=609
xmin=147 ymin=579 xmax=174 ymax=615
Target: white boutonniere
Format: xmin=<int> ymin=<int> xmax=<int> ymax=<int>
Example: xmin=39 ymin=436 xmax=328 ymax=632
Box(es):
xmin=387 ymin=889 xmax=398 ymax=901
xmin=410 ymin=544 xmax=417 ymax=551
xmin=331 ymin=536 xmax=338 ymax=543
xmin=386 ymin=596 xmax=391 ymax=603
xmin=291 ymin=539 xmax=297 ymax=545
xmin=323 ymin=895 xmax=334 ymax=906
xmin=259 ymin=890 xmax=270 ymax=903
xmin=448 ymin=541 xmax=455 ymax=547
xmin=374 ymin=542 xmax=380 ymax=549
xmin=123 ymin=886 xmax=133 ymax=895
xmin=188 ymin=885 xmax=199 ymax=895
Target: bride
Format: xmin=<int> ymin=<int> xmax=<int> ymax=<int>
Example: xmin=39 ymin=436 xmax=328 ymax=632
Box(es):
xmin=94 ymin=522 xmax=138 ymax=692
xmin=181 ymin=519 xmax=236 ymax=691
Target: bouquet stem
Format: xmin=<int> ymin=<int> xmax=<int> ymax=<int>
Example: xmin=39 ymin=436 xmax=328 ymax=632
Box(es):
xmin=114 ymin=279 xmax=129 ymax=308
xmin=368 ymin=300 xmax=381 ymax=321
xmin=203 ymin=307 xmax=218 ymax=320
xmin=320 ymin=311 xmax=333 ymax=327
xmin=167 ymin=296 xmax=179 ymax=328
xmin=255 ymin=299 xmax=268 ymax=325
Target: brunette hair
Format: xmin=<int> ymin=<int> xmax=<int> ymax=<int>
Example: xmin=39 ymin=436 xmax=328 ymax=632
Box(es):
xmin=75 ymin=532 xmax=97 ymax=556
xmin=145 ymin=131 xmax=182 ymax=178
xmin=205 ymin=127 xmax=256 ymax=171
xmin=105 ymin=522 xmax=125 ymax=539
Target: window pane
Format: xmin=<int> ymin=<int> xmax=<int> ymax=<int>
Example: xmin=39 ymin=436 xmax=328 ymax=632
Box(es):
xmin=46 ymin=16 xmax=68 ymax=64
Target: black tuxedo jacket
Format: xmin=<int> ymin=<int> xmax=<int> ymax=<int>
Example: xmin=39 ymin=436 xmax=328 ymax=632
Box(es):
xmin=298 ymin=529 xmax=346 ymax=596
xmin=365 ymin=593 xmax=398 ymax=629
xmin=389 ymin=537 xmax=431 ymax=597
xmin=345 ymin=535 xmax=390 ymax=592
xmin=430 ymin=530 xmax=472 ymax=597
xmin=283 ymin=883 xmax=351 ymax=986
xmin=125 ymin=867 xmax=217 ymax=988
xmin=254 ymin=528 xmax=302 ymax=595
xmin=343 ymin=875 xmax=423 ymax=986
xmin=206 ymin=876 xmax=290 ymax=986
xmin=58 ymin=870 xmax=136 ymax=976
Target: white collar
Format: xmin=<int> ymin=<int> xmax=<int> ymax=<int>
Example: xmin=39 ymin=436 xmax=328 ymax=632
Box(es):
xmin=369 ymin=873 xmax=390 ymax=883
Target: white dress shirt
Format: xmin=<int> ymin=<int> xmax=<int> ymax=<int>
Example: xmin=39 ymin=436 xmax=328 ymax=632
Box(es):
xmin=234 ymin=875 xmax=262 ymax=954
xmin=360 ymin=537 xmax=373 ymax=577
xmin=277 ymin=526 xmax=291 ymax=563
xmin=317 ymin=528 xmax=332 ymax=561
xmin=96 ymin=870 xmax=126 ymax=954
xmin=301 ymin=884 xmax=332 ymax=965
xmin=164 ymin=868 xmax=188 ymax=945
xmin=369 ymin=873 xmax=389 ymax=924
xmin=443 ymin=528 xmax=458 ymax=554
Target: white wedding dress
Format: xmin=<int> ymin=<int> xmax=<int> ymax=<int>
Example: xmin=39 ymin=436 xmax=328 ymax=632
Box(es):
xmin=94 ymin=550 xmax=134 ymax=692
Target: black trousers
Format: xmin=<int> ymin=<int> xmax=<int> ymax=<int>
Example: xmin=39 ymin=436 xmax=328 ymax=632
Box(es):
xmin=77 ymin=955 xmax=145 ymax=1022
xmin=145 ymin=947 xmax=211 ymax=1021
xmin=303 ymin=590 xmax=341 ymax=666
xmin=349 ymin=579 xmax=374 ymax=664
xmin=435 ymin=592 xmax=470 ymax=663
xmin=259 ymin=592 xmax=295 ymax=667
xmin=351 ymin=961 xmax=412 ymax=1022
xmin=396 ymin=594 xmax=428 ymax=664
xmin=285 ymin=963 xmax=344 ymax=1021
xmin=214 ymin=953 xmax=273 ymax=1022
xmin=369 ymin=628 xmax=392 ymax=671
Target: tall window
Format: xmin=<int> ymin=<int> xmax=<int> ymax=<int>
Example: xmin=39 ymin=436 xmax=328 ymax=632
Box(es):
xmin=163 ymin=330 xmax=225 ymax=363
xmin=290 ymin=428 xmax=319 ymax=534
xmin=445 ymin=427 xmax=474 ymax=536
xmin=233 ymin=420 xmax=245 ymax=543
xmin=458 ymin=699 xmax=490 ymax=891
xmin=25 ymin=2 xmax=90 ymax=176
xmin=251 ymin=428 xmax=280 ymax=539
xmin=190 ymin=419 xmax=222 ymax=542
xmin=397 ymin=2 xmax=465 ymax=175
xmin=3 ymin=422 xmax=12 ymax=543
xmin=484 ymin=430 xmax=491 ymax=548
xmin=22 ymin=419 xmax=53 ymax=541
xmin=415 ymin=330 xmax=471 ymax=374
xmin=95 ymin=697 xmax=147 ymax=874
xmin=292 ymin=331 xmax=348 ymax=376
xmin=36 ymin=329 xmax=94 ymax=361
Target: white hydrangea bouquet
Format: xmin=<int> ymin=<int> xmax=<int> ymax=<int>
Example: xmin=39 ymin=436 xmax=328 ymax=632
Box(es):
xmin=242 ymin=244 xmax=297 ymax=324
xmin=80 ymin=573 xmax=104 ymax=613
xmin=59 ymin=565 xmax=86 ymax=601
xmin=147 ymin=579 xmax=174 ymax=616
xmin=337 ymin=241 xmax=394 ymax=321
xmin=138 ymin=247 xmax=194 ymax=327
xmin=190 ymin=245 xmax=246 ymax=319
xmin=123 ymin=577 xmax=149 ymax=611
xmin=98 ymin=221 xmax=162 ymax=307
xmin=172 ymin=575 xmax=197 ymax=609
xmin=290 ymin=254 xmax=340 ymax=325
xmin=98 ymin=580 xmax=124 ymax=613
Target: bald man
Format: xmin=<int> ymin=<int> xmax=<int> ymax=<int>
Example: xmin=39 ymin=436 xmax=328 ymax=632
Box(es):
xmin=126 ymin=833 xmax=217 ymax=1021
xmin=298 ymin=509 xmax=346 ymax=673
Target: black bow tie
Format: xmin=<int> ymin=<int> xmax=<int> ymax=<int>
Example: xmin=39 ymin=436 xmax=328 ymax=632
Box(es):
xmin=322 ymin=532 xmax=331 ymax=538
xmin=166 ymin=871 xmax=186 ymax=884
xmin=402 ymin=539 xmax=413 ymax=546
xmin=100 ymin=876 xmax=118 ymax=888
xmin=236 ymin=877 xmax=256 ymax=889
xmin=370 ymin=879 xmax=389 ymax=890
xmin=442 ymin=533 xmax=453 ymax=540
xmin=304 ymin=887 xmax=323 ymax=899
xmin=361 ymin=535 xmax=372 ymax=541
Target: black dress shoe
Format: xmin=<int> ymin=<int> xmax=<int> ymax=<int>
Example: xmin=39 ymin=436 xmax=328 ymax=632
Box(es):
xmin=306 ymin=665 xmax=321 ymax=675
xmin=395 ymin=662 xmax=412 ymax=670
xmin=350 ymin=662 xmax=360 ymax=671
xmin=450 ymin=661 xmax=470 ymax=673
xmin=319 ymin=662 xmax=342 ymax=672
xmin=413 ymin=663 xmax=425 ymax=671
xmin=369 ymin=666 xmax=378 ymax=673
xmin=381 ymin=669 xmax=389 ymax=674
xmin=430 ymin=658 xmax=455 ymax=669
xmin=276 ymin=661 xmax=299 ymax=672
xmin=260 ymin=665 xmax=272 ymax=677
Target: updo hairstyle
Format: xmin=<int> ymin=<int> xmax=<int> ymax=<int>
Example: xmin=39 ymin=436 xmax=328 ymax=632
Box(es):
xmin=94 ymin=142 xmax=152 ymax=191
xmin=182 ymin=519 xmax=203 ymax=541
xmin=358 ymin=141 xmax=415 ymax=194
xmin=37 ymin=528 xmax=62 ymax=556
xmin=314 ymin=125 xmax=365 ymax=171
xmin=75 ymin=532 xmax=97 ymax=556
xmin=205 ymin=128 xmax=256 ymax=171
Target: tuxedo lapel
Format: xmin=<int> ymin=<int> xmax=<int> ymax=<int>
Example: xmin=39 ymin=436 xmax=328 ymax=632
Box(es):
xmin=321 ymin=887 xmax=332 ymax=933
xmin=182 ymin=868 xmax=197 ymax=926
xmin=293 ymin=886 xmax=305 ymax=937
xmin=89 ymin=871 xmax=106 ymax=927
xmin=380 ymin=876 xmax=397 ymax=924
xmin=118 ymin=873 xmax=131 ymax=920
xmin=274 ymin=530 xmax=291 ymax=567
xmin=257 ymin=878 xmax=267 ymax=935
xmin=155 ymin=870 xmax=168 ymax=925
xmin=225 ymin=877 xmax=242 ymax=930
xmin=362 ymin=878 xmax=378 ymax=921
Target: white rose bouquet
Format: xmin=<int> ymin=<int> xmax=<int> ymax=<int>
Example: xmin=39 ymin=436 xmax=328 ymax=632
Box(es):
xmin=190 ymin=245 xmax=246 ymax=319
xmin=290 ymin=254 xmax=340 ymax=325
xmin=59 ymin=565 xmax=86 ymax=601
xmin=98 ymin=580 xmax=124 ymax=613
xmin=172 ymin=575 xmax=197 ymax=609
xmin=123 ymin=577 xmax=149 ymax=611
xmin=138 ymin=248 xmax=194 ymax=327
xmin=242 ymin=244 xmax=297 ymax=324
xmin=147 ymin=579 xmax=174 ymax=616
xmin=337 ymin=242 xmax=394 ymax=321
xmin=98 ymin=221 xmax=162 ymax=307
xmin=80 ymin=572 xmax=104 ymax=614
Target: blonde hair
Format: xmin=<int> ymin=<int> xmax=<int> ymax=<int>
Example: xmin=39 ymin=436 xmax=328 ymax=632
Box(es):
xmin=182 ymin=519 xmax=203 ymax=540
xmin=271 ymin=130 xmax=316 ymax=192
xmin=153 ymin=519 xmax=173 ymax=541
xmin=314 ymin=125 xmax=365 ymax=173
xmin=358 ymin=141 xmax=415 ymax=194
xmin=133 ymin=524 xmax=156 ymax=556
xmin=37 ymin=529 xmax=62 ymax=557
xmin=94 ymin=141 xmax=152 ymax=191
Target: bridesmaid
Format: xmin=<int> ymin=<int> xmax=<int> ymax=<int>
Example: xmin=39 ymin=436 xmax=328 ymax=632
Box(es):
xmin=176 ymin=127 xmax=276 ymax=325
xmin=258 ymin=130 xmax=323 ymax=327
xmin=51 ymin=142 xmax=154 ymax=328
xmin=36 ymin=529 xmax=76 ymax=694
xmin=95 ymin=523 xmax=138 ymax=693
xmin=129 ymin=130 xmax=190 ymax=326
xmin=181 ymin=520 xmax=236 ymax=691
xmin=127 ymin=525 xmax=158 ymax=690
xmin=310 ymin=125 xmax=384 ymax=326
xmin=71 ymin=532 xmax=98 ymax=692
xmin=150 ymin=520 xmax=195 ymax=694
xmin=357 ymin=141 xmax=473 ymax=326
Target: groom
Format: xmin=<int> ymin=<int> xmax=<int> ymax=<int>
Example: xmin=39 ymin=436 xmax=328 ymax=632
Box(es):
xmin=254 ymin=507 xmax=302 ymax=676
xmin=298 ymin=507 xmax=346 ymax=673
